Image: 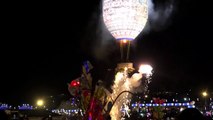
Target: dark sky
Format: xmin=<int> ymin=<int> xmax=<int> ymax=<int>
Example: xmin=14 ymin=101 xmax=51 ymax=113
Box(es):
xmin=1 ymin=0 xmax=212 ymax=105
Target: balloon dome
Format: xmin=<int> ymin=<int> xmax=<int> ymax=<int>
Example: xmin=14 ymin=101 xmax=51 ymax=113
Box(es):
xmin=103 ymin=0 xmax=148 ymax=40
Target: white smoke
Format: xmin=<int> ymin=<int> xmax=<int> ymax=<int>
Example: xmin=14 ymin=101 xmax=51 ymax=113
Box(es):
xmin=130 ymin=73 xmax=142 ymax=87
xmin=143 ymin=0 xmax=177 ymax=33
xmin=82 ymin=4 xmax=116 ymax=62
xmin=92 ymin=18 xmax=116 ymax=61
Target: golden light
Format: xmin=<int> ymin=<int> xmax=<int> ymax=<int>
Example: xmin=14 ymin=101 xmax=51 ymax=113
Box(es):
xmin=202 ymin=91 xmax=208 ymax=97
xmin=122 ymin=40 xmax=127 ymax=44
xmin=37 ymin=99 xmax=44 ymax=106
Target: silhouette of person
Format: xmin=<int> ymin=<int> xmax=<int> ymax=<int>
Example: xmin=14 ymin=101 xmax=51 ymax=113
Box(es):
xmin=0 ymin=110 xmax=9 ymax=120
xmin=176 ymin=108 xmax=206 ymax=120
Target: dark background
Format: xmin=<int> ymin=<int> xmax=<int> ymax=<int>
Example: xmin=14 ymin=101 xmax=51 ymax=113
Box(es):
xmin=1 ymin=0 xmax=212 ymax=105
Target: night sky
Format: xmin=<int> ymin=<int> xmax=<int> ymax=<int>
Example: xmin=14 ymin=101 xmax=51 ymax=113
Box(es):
xmin=1 ymin=0 xmax=212 ymax=105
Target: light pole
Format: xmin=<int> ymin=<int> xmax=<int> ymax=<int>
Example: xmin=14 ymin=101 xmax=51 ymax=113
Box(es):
xmin=202 ymin=91 xmax=208 ymax=111
xmin=36 ymin=99 xmax=45 ymax=109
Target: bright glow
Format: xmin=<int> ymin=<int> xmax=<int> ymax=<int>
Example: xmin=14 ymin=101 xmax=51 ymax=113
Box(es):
xmin=37 ymin=99 xmax=44 ymax=106
xmin=202 ymin=91 xmax=208 ymax=97
xmin=122 ymin=39 xmax=127 ymax=43
xmin=139 ymin=64 xmax=153 ymax=75
xmin=103 ymin=0 xmax=148 ymax=40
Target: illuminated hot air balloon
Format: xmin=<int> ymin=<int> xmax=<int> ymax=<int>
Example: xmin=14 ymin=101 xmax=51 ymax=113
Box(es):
xmin=103 ymin=0 xmax=148 ymax=61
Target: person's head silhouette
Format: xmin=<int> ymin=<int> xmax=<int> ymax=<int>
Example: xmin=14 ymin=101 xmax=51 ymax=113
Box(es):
xmin=177 ymin=108 xmax=206 ymax=120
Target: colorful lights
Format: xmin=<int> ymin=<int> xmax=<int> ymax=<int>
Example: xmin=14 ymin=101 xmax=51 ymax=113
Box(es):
xmin=70 ymin=80 xmax=80 ymax=87
xmin=18 ymin=104 xmax=33 ymax=110
xmin=131 ymin=102 xmax=194 ymax=107
xmin=0 ymin=104 xmax=9 ymax=110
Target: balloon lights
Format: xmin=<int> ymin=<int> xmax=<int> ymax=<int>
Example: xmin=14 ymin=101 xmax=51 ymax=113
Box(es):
xmin=103 ymin=0 xmax=148 ymax=61
xmin=103 ymin=0 xmax=148 ymax=40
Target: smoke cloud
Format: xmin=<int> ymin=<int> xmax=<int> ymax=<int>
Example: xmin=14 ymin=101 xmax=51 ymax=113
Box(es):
xmin=92 ymin=17 xmax=116 ymax=61
xmin=144 ymin=0 xmax=177 ymax=33
xmin=82 ymin=5 xmax=117 ymax=62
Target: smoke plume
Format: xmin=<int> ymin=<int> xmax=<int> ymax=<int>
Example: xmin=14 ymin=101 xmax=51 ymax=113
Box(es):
xmin=144 ymin=0 xmax=177 ymax=33
xmin=81 ymin=5 xmax=117 ymax=63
